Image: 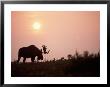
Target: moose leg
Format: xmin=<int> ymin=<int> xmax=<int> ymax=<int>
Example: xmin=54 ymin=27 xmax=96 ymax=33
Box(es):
xmin=17 ymin=57 xmax=21 ymax=63
xmin=31 ymin=57 xmax=35 ymax=63
xmin=23 ymin=57 xmax=26 ymax=63
xmin=37 ymin=58 xmax=39 ymax=62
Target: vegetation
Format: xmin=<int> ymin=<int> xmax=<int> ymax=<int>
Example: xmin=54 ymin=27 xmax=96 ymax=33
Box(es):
xmin=11 ymin=51 xmax=100 ymax=77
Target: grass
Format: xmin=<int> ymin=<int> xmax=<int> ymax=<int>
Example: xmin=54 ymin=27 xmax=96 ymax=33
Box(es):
xmin=11 ymin=51 xmax=100 ymax=77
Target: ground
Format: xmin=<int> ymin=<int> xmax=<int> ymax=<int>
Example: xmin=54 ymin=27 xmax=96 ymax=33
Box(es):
xmin=11 ymin=57 xmax=100 ymax=77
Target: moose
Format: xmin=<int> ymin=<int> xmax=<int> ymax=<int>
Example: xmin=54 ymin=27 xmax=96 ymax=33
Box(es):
xmin=17 ymin=45 xmax=43 ymax=63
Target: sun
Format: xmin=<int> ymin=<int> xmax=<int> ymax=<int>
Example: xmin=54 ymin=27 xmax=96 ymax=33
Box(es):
xmin=33 ymin=22 xmax=41 ymax=30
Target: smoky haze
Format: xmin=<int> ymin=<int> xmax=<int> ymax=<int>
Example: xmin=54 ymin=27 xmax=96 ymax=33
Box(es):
xmin=11 ymin=11 xmax=100 ymax=62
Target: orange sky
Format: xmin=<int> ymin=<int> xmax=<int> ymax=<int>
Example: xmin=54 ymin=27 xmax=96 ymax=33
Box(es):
xmin=11 ymin=11 xmax=100 ymax=62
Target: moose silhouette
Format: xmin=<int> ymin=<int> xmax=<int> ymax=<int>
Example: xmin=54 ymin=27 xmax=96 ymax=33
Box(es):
xmin=17 ymin=45 xmax=43 ymax=63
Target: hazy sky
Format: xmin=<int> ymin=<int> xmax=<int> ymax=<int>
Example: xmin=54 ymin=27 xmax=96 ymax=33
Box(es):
xmin=11 ymin=11 xmax=100 ymax=62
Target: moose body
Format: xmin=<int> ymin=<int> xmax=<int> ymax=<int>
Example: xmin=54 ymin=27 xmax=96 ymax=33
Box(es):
xmin=17 ymin=45 xmax=43 ymax=63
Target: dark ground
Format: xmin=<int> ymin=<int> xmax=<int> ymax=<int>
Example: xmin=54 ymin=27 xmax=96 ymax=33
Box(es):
xmin=11 ymin=56 xmax=100 ymax=77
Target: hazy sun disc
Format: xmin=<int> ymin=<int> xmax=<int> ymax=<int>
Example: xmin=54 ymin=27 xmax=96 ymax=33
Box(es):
xmin=33 ymin=22 xmax=41 ymax=30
